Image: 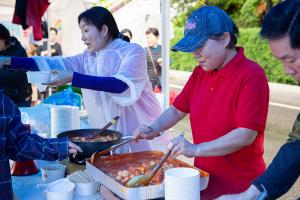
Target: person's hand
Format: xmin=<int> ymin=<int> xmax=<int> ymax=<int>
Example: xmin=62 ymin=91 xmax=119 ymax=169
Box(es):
xmin=45 ymin=70 xmax=73 ymax=86
xmin=68 ymin=141 xmax=82 ymax=156
xmin=168 ymin=134 xmax=197 ymax=159
xmin=133 ymin=125 xmax=160 ymax=141
xmin=215 ymin=185 xmax=261 ymax=200
xmin=0 ymin=57 xmax=11 ymax=68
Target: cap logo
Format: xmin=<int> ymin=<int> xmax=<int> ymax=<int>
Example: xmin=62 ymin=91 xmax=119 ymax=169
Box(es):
xmin=185 ymin=20 xmax=196 ymax=31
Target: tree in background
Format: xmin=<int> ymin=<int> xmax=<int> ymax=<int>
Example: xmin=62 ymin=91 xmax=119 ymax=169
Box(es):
xmin=171 ymin=0 xmax=205 ymax=26
xmin=171 ymin=0 xmax=284 ymax=28
xmin=236 ymin=0 xmax=262 ymax=28
xmin=170 ymin=0 xmax=297 ymax=85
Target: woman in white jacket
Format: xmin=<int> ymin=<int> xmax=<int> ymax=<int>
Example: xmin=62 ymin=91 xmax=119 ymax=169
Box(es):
xmin=0 ymin=6 xmax=171 ymax=152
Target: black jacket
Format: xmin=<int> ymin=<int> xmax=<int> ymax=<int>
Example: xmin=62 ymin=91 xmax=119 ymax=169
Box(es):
xmin=0 ymin=37 xmax=32 ymax=106
xmin=252 ymin=113 xmax=300 ymax=199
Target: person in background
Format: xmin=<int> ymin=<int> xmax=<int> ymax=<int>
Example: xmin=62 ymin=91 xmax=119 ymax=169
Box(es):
xmin=134 ymin=6 xmax=269 ymax=199
xmin=26 ymin=33 xmax=40 ymax=57
xmin=0 ymin=23 xmax=32 ymax=107
xmin=0 ymin=6 xmax=171 ymax=153
xmin=120 ymin=28 xmax=132 ymax=41
xmin=0 ymin=89 xmax=82 ymax=200
xmin=37 ymin=27 xmax=62 ymax=56
xmin=216 ymin=0 xmax=300 ymax=199
xmin=145 ymin=27 xmax=162 ymax=91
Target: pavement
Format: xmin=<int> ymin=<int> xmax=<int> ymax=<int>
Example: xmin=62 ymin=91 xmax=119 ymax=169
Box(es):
xmin=169 ymin=69 xmax=300 ymax=110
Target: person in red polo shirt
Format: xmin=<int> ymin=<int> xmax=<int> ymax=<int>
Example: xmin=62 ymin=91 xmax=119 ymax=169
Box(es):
xmin=134 ymin=5 xmax=269 ymax=200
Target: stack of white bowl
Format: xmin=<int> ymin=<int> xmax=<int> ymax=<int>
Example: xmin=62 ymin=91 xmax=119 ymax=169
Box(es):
xmin=165 ymin=167 xmax=200 ymax=200
xmin=50 ymin=105 xmax=80 ymax=138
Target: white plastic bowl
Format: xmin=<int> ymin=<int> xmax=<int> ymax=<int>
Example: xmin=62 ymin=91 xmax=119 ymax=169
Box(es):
xmin=74 ymin=181 xmax=98 ymax=196
xmin=41 ymin=164 xmax=66 ymax=182
xmin=26 ymin=71 xmax=52 ymax=84
xmin=45 ymin=178 xmax=75 ymax=200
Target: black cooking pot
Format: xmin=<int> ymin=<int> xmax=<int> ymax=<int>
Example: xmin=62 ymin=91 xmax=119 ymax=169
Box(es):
xmin=57 ymin=129 xmax=122 ymax=163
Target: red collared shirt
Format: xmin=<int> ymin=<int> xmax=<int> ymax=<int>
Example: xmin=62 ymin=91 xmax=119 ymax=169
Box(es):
xmin=173 ymin=47 xmax=269 ymax=199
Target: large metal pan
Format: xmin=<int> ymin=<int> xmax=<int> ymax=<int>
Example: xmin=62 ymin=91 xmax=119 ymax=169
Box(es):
xmin=57 ymin=129 xmax=122 ymax=164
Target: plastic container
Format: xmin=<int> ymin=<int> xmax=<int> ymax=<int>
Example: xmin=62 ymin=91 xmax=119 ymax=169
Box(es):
xmin=44 ymin=179 xmax=74 ymax=200
xmin=41 ymin=164 xmax=66 ymax=182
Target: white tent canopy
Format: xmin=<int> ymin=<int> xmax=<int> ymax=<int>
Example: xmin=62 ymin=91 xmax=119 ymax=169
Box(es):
xmin=0 ymin=0 xmax=172 ymax=109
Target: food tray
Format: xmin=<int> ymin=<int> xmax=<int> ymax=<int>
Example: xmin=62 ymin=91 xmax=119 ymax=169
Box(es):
xmin=86 ymin=151 xmax=209 ymax=199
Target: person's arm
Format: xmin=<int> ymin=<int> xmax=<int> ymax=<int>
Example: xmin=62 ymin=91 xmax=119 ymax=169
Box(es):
xmin=194 ymin=128 xmax=257 ymax=157
xmin=11 ymin=57 xmax=39 ymax=71
xmin=287 ymin=113 xmax=300 ymax=142
xmin=72 ymin=72 xmax=128 ymax=93
xmin=215 ymin=185 xmax=261 ymax=200
xmin=217 ymin=140 xmax=300 ymax=200
xmin=0 ymin=57 xmax=39 ymax=71
xmin=134 ymin=106 xmax=187 ymax=140
xmin=169 ymin=128 xmax=257 ymax=159
xmin=3 ymin=95 xmax=80 ymax=161
xmin=252 ymin=140 xmax=300 ymax=199
xmin=151 ymin=106 xmax=187 ymax=133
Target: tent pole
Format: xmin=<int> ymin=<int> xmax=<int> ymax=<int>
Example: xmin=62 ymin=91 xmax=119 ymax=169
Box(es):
xmin=46 ymin=10 xmax=52 ymax=96
xmin=161 ymin=0 xmax=170 ymax=110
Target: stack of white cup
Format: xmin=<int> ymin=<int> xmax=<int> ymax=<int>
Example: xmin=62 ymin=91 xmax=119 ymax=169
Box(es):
xmin=165 ymin=167 xmax=200 ymax=200
xmin=50 ymin=105 xmax=80 ymax=138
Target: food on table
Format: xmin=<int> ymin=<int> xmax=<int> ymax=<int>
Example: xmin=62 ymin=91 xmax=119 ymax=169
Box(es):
xmin=92 ymin=151 xmax=205 ymax=187
xmin=113 ymin=160 xmax=179 ymax=185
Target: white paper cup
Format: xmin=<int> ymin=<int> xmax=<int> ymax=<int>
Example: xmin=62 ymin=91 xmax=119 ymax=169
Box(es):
xmin=44 ymin=178 xmax=74 ymax=200
xmin=41 ymin=164 xmax=66 ymax=182
xmin=165 ymin=167 xmax=200 ymax=200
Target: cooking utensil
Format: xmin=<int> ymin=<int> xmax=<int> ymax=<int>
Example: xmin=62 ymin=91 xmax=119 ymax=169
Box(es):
xmin=91 ymin=127 xmax=154 ymax=164
xmin=91 ymin=136 xmax=134 ymax=162
xmin=57 ymin=129 xmax=122 ymax=164
xmin=125 ymin=148 xmax=172 ymax=188
xmin=87 ymin=116 xmax=120 ymax=139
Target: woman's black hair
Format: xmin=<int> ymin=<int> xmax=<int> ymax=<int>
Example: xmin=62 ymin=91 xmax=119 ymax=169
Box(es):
xmin=0 ymin=23 xmax=10 ymax=45
xmin=121 ymin=28 xmax=132 ymax=40
xmin=78 ymin=6 xmax=129 ymax=42
xmin=50 ymin=27 xmax=58 ymax=34
xmin=261 ymin=0 xmax=300 ymax=49
xmin=146 ymin=27 xmax=159 ymax=37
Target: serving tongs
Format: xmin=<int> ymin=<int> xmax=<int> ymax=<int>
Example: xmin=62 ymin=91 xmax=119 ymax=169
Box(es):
xmin=91 ymin=127 xmax=154 ymax=164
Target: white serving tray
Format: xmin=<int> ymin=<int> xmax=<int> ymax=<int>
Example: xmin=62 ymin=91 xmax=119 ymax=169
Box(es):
xmin=86 ymin=156 xmax=209 ymax=199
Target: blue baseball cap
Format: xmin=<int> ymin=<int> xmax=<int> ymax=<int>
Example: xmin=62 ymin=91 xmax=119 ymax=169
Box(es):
xmin=172 ymin=6 xmax=234 ymax=52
